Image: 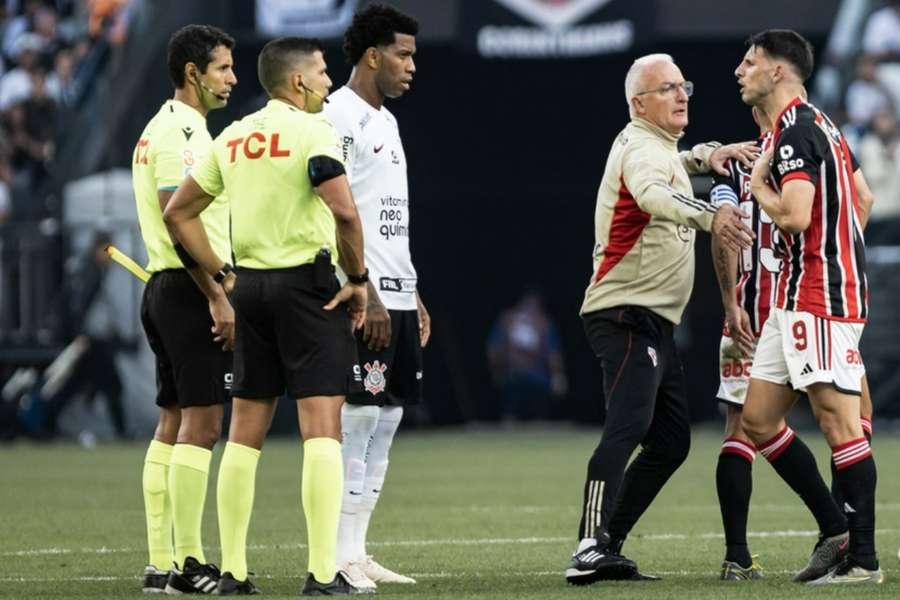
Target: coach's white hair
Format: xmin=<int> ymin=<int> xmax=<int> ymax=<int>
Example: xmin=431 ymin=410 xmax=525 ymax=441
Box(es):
xmin=624 ymin=53 xmax=675 ymax=116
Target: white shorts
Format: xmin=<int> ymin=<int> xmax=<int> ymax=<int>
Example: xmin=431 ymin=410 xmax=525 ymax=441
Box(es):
xmin=716 ymin=334 xmax=757 ymax=407
xmin=751 ymin=309 xmax=865 ymax=395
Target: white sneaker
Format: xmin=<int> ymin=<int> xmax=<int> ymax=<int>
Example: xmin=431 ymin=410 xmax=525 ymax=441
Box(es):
xmin=362 ymin=556 xmax=416 ymax=584
xmin=337 ymin=560 xmax=377 ymax=593
xmin=807 ymin=559 xmax=884 ymax=586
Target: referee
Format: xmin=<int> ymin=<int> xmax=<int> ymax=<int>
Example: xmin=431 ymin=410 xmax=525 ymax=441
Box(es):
xmin=132 ymin=25 xmax=236 ymax=594
xmin=165 ymin=37 xmax=367 ymax=596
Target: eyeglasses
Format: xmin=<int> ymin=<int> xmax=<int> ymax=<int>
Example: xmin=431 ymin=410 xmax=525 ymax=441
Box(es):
xmin=635 ymin=81 xmax=694 ymax=98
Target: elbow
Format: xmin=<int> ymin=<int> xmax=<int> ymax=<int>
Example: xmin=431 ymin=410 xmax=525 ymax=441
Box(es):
xmin=780 ymin=214 xmax=810 ymax=235
xmin=162 ymin=206 xmax=175 ymax=226
xmin=162 ymin=204 xmax=181 ymax=227
xmin=332 ymin=205 xmax=360 ymax=227
xmin=860 ymin=192 xmax=874 ymax=215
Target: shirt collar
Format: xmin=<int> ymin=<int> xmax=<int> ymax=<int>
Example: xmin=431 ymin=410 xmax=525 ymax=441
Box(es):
xmin=631 ymin=116 xmax=683 ymax=146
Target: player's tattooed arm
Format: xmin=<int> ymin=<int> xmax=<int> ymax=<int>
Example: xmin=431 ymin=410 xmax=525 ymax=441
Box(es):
xmin=711 ymin=234 xmax=753 ymax=356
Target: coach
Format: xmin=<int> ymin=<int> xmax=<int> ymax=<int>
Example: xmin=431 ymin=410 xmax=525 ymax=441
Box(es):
xmin=565 ymin=53 xmax=756 ymax=585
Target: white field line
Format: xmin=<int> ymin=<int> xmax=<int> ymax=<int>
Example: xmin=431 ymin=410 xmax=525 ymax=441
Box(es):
xmin=3 ymin=528 xmax=900 ymax=558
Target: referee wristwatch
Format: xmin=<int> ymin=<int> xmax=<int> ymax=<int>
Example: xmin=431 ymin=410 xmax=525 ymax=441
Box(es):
xmin=347 ymin=269 xmax=369 ymax=285
xmin=214 ymin=263 xmax=234 ymax=284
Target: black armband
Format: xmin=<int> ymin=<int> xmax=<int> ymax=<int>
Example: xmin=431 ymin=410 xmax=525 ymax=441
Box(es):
xmin=308 ymin=155 xmax=345 ymax=186
xmin=173 ymin=242 xmax=198 ymax=269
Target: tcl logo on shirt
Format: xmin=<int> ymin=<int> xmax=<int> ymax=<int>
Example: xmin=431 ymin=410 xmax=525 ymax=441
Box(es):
xmin=226 ymin=132 xmax=291 ymax=162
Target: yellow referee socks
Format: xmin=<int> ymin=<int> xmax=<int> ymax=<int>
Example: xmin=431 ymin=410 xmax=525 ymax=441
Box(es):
xmin=217 ymin=442 xmax=260 ymax=581
xmin=169 ymin=444 xmax=212 ymax=567
xmin=302 ymin=437 xmax=343 ymax=583
xmin=143 ymin=439 xmax=174 ymax=569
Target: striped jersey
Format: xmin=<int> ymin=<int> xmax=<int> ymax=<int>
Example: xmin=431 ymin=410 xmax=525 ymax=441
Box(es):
xmin=710 ymin=132 xmax=779 ymax=336
xmin=769 ymin=97 xmax=867 ymax=322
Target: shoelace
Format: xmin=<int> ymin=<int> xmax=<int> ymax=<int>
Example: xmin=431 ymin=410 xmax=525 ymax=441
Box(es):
xmin=749 ymin=554 xmax=764 ymax=574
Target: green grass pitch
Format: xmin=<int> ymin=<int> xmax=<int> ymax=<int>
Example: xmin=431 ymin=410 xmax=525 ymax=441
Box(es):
xmin=1 ymin=427 xmax=898 ymax=599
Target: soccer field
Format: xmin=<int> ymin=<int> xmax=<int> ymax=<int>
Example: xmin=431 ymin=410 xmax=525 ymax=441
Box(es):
xmin=2 ymin=428 xmax=898 ymax=599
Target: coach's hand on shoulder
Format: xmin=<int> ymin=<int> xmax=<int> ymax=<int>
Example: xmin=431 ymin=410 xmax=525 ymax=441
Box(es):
xmin=364 ymin=292 xmax=392 ymax=351
xmin=712 ymin=204 xmax=754 ymax=252
xmin=709 ymin=141 xmax=760 ymax=176
xmin=324 ymin=282 xmax=368 ymax=332
xmin=209 ymin=295 xmax=235 ymax=352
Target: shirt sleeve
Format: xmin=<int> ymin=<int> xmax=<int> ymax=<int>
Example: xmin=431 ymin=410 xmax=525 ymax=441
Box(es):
xmin=190 ymin=142 xmax=224 ymax=198
xmin=306 ymin=115 xmax=345 ymax=164
xmin=622 ymin=139 xmax=717 ymax=231
xmin=772 ymin=120 xmax=824 ymax=188
xmin=324 ymin=104 xmax=357 ymax=177
xmin=679 ymin=141 xmax=721 ymax=175
xmin=709 ymin=159 xmax=739 ymax=208
xmin=153 ymin=126 xmax=190 ymax=191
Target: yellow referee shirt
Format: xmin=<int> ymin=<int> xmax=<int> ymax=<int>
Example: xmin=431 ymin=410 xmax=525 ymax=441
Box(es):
xmin=190 ymin=99 xmax=344 ymax=270
xmin=132 ymin=99 xmax=231 ymax=273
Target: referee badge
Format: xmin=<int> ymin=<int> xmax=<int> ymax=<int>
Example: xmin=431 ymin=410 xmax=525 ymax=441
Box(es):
xmin=363 ymin=361 xmax=388 ymax=395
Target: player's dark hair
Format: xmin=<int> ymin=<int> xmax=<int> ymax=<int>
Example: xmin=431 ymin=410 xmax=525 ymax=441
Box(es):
xmin=167 ymin=25 xmax=234 ymax=88
xmin=257 ymin=37 xmax=324 ymax=96
xmin=746 ymin=29 xmax=814 ymax=82
xmin=342 ymin=3 xmax=418 ymax=65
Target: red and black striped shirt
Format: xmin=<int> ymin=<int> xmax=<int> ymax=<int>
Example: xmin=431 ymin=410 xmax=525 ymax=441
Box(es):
xmin=710 ymin=132 xmax=779 ymax=336
xmin=770 ymin=97 xmax=867 ymax=322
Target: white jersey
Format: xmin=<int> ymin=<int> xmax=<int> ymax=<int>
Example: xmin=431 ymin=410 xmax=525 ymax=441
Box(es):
xmin=325 ymin=86 xmax=417 ymax=311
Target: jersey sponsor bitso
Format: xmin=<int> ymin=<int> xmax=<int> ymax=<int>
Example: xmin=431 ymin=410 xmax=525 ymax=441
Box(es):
xmin=770 ymin=97 xmax=867 ymax=322
xmin=324 ymin=87 xmax=417 ymax=311
xmin=710 ymin=132 xmax=779 ymax=336
xmin=132 ymin=100 xmax=230 ymax=273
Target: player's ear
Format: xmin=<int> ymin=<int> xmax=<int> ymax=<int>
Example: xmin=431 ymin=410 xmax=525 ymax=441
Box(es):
xmin=772 ymin=63 xmax=784 ymax=84
xmin=365 ymin=46 xmax=380 ymax=70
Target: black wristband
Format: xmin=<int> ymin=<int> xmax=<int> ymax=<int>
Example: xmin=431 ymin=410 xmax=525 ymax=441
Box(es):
xmin=173 ymin=242 xmax=198 ymax=269
xmin=346 ymin=269 xmax=369 ymax=285
xmin=214 ymin=263 xmax=233 ymax=284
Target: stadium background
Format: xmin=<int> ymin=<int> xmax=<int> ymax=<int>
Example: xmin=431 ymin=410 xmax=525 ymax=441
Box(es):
xmin=1 ymin=0 xmax=898 ymax=439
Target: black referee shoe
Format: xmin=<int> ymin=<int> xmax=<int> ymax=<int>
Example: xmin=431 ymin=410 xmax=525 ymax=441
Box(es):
xmin=141 ymin=565 xmax=169 ymax=593
xmin=300 ymin=571 xmax=357 ymax=596
xmin=216 ymin=572 xmax=260 ymax=595
xmin=565 ymin=534 xmax=638 ymax=585
xmin=164 ymin=556 xmax=220 ymax=594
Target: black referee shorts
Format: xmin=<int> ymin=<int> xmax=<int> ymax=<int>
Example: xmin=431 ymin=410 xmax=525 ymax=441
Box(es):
xmin=230 ymin=264 xmax=363 ymax=400
xmin=140 ymin=269 xmax=233 ymax=408
xmin=347 ymin=309 xmax=423 ymax=407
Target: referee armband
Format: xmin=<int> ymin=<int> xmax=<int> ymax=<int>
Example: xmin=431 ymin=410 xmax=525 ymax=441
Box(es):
xmin=173 ymin=242 xmax=199 ymax=269
xmin=308 ymin=155 xmax=345 ymax=187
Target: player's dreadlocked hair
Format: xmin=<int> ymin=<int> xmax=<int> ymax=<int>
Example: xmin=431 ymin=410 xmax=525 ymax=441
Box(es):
xmin=746 ymin=29 xmax=814 ymax=82
xmin=342 ymin=3 xmax=419 ymax=65
xmin=167 ymin=25 xmax=234 ymax=88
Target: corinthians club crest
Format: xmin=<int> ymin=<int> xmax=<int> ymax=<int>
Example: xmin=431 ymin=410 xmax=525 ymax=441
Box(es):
xmin=364 ymin=361 xmax=388 ymax=395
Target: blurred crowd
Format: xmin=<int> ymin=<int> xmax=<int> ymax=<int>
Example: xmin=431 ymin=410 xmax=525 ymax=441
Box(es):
xmin=832 ymin=0 xmax=900 ymax=245
xmin=0 ymin=0 xmax=130 ymax=223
